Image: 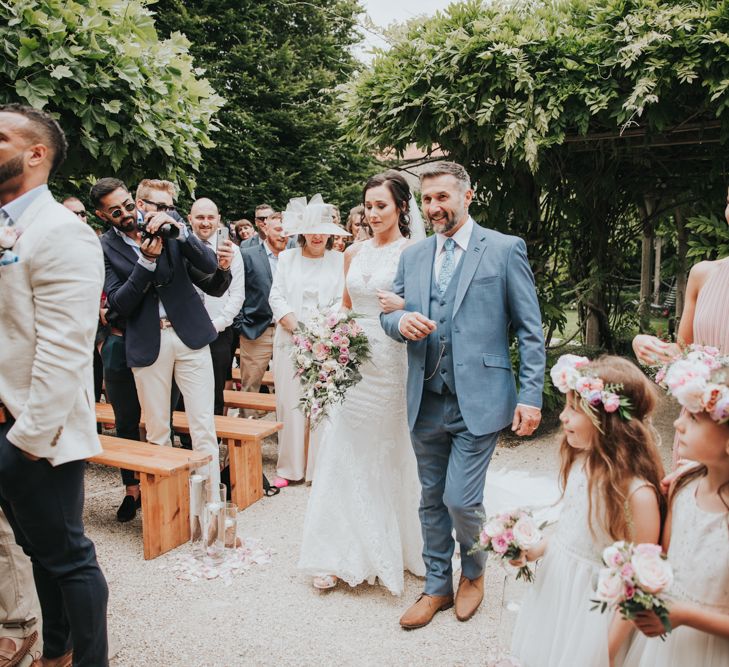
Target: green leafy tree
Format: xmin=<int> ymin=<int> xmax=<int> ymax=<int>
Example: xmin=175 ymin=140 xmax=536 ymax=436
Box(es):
xmin=152 ymin=0 xmax=378 ymax=218
xmin=341 ymin=0 xmax=729 ymax=348
xmin=0 ymin=0 xmax=223 ymax=192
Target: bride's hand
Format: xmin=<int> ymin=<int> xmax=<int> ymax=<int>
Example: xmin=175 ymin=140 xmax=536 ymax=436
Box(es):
xmin=508 ymin=552 xmax=528 ymax=568
xmin=376 ymin=289 xmax=405 ymax=314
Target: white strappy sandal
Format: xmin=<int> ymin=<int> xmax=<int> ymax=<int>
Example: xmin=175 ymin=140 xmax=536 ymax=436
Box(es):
xmin=312 ymin=574 xmax=338 ymax=590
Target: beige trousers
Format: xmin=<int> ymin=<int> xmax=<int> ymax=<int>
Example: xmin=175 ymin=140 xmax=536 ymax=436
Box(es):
xmin=132 ymin=328 xmax=220 ymax=488
xmin=238 ymin=328 xmax=274 ymax=393
xmin=0 ymin=509 xmax=39 ymax=638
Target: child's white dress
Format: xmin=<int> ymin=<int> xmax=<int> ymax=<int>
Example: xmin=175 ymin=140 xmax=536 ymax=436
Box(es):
xmin=623 ymin=478 xmax=729 ymax=667
xmin=511 ymin=465 xmax=647 ymax=667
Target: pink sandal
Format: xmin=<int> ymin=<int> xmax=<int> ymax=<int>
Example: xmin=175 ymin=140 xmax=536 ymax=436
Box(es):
xmin=273 ymin=477 xmax=289 ymax=488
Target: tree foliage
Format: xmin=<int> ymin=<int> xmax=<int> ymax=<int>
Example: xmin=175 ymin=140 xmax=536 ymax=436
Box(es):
xmin=152 ymin=0 xmax=378 ymax=219
xmin=341 ymin=0 xmax=729 ymax=348
xmin=0 ymin=0 xmax=223 ymax=192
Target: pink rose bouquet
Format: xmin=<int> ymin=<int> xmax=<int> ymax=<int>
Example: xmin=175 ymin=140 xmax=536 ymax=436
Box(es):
xmin=592 ymin=541 xmax=674 ymax=636
xmin=471 ymin=509 xmax=544 ymax=582
xmin=291 ymin=308 xmax=371 ymax=427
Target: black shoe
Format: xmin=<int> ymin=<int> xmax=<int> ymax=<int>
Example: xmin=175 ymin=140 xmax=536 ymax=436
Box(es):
xmin=116 ymin=494 xmax=141 ymax=522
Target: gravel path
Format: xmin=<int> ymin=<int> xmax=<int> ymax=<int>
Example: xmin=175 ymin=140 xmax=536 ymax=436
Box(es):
xmin=86 ymin=395 xmax=678 ymax=666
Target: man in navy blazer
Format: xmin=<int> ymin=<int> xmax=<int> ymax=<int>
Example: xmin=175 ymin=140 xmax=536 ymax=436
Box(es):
xmin=93 ymin=177 xmax=222 ymax=488
xmin=234 ymin=212 xmax=288 ymax=398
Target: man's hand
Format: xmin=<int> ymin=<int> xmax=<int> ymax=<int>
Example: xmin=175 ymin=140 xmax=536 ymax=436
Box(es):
xmin=511 ymin=404 xmax=541 ymax=436
xmin=398 ymin=312 xmax=437 ymax=341
xmin=140 ymin=236 xmax=163 ymax=259
xmin=217 ymin=239 xmax=233 ymax=271
xmin=99 ymin=307 xmax=108 ymax=326
xmin=143 ymin=211 xmax=184 ymax=236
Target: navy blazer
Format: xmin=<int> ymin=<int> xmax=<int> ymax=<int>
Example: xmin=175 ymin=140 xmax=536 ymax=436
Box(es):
xmin=233 ymin=243 xmax=274 ymax=340
xmin=101 ymin=229 xmax=219 ymax=368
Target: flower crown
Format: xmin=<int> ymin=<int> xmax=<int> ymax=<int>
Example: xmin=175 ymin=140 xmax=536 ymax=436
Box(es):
xmin=657 ymin=345 xmax=729 ymax=424
xmin=550 ymin=354 xmax=632 ymax=427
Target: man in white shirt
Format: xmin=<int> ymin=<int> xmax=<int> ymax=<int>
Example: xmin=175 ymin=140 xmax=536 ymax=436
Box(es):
xmin=188 ymin=198 xmax=245 ymax=416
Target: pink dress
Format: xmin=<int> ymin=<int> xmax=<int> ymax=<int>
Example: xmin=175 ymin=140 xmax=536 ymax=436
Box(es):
xmin=672 ymin=258 xmax=729 ymax=466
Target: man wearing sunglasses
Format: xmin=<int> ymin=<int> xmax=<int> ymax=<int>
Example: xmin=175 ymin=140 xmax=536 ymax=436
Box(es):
xmin=62 ymin=195 xmax=87 ymax=220
xmin=93 ymin=177 xmax=223 ymax=495
xmin=240 ymin=203 xmax=273 ymax=248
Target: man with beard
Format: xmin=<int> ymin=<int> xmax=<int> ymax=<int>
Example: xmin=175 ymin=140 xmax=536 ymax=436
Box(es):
xmin=93 ymin=177 xmax=222 ymax=491
xmin=0 ymin=104 xmax=108 ymax=666
xmin=381 ymin=162 xmax=545 ymax=629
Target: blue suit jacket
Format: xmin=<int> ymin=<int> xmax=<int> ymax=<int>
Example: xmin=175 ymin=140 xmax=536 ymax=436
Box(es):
xmin=380 ymin=223 xmax=546 ymax=436
xmin=233 ymin=243 xmax=274 ymax=340
xmin=101 ymin=229 xmax=219 ymax=368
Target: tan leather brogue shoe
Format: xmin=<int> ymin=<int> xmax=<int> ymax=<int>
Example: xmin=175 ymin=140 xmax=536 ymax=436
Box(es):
xmin=399 ymin=593 xmax=454 ymax=630
xmin=455 ymin=574 xmax=484 ymax=621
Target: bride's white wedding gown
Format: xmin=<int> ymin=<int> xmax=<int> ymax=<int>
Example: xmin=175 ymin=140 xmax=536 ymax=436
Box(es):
xmin=297 ymin=238 xmax=425 ymax=595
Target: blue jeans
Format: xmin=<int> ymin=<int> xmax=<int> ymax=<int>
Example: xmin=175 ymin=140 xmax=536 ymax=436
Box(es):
xmin=411 ymin=389 xmax=498 ymax=596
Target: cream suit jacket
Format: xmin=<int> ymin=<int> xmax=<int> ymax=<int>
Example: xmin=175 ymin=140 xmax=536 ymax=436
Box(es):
xmin=0 ymin=190 xmax=103 ymax=465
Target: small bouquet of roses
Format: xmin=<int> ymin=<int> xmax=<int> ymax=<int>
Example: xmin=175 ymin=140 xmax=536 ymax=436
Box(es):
xmin=291 ymin=308 xmax=371 ymax=427
xmin=591 ymin=541 xmax=674 ymax=636
xmin=471 ymin=509 xmax=544 ymax=582
xmin=0 ymin=225 xmax=20 ymax=266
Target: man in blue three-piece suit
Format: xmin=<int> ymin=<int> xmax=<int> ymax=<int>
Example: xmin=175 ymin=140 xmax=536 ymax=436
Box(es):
xmin=380 ymin=162 xmax=546 ymax=629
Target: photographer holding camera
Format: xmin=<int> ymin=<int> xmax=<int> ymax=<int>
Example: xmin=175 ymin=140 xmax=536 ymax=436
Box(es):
xmin=93 ymin=177 xmax=222 ymax=489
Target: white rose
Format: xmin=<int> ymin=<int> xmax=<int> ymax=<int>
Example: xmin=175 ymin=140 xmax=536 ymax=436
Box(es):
xmin=631 ymin=550 xmax=673 ymax=594
xmin=483 ymin=519 xmax=506 ymax=539
xmin=512 ymin=516 xmax=542 ymax=549
xmin=297 ymin=354 xmax=312 ymax=369
xmin=594 ymin=569 xmax=625 ymax=605
xmin=322 ymin=359 xmax=338 ymax=373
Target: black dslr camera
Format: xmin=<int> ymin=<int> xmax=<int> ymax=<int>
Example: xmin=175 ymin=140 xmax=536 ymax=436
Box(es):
xmin=136 ymin=217 xmax=180 ymax=240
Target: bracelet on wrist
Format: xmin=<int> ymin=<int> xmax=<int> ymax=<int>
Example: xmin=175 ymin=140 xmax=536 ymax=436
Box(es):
xmin=141 ymin=252 xmax=158 ymax=261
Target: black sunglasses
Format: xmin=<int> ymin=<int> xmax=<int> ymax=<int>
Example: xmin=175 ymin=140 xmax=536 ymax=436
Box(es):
xmin=107 ymin=201 xmax=137 ymax=219
xmin=142 ymin=199 xmax=176 ymax=213
xmin=255 ymin=215 xmax=269 ymax=222
xmin=71 ymin=210 xmax=87 ymax=218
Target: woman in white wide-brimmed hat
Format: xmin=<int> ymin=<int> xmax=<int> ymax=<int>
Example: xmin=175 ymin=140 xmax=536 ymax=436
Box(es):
xmin=268 ymin=195 xmax=350 ymax=485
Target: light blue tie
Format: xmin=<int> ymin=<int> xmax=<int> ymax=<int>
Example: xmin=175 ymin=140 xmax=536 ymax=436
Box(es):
xmin=437 ymin=237 xmax=456 ymax=294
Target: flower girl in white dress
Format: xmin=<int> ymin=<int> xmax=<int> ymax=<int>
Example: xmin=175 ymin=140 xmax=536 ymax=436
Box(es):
xmin=509 ymin=356 xmax=664 ymax=667
xmin=623 ymin=349 xmax=729 ymax=667
xmin=297 ymin=172 xmax=425 ymax=594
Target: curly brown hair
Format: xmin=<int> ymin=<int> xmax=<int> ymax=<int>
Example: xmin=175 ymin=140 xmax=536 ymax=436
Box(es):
xmin=559 ymin=356 xmax=666 ymax=541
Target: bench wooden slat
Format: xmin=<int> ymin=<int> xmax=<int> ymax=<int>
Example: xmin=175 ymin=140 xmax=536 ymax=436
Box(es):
xmin=90 ymin=435 xmax=210 ymax=477
xmin=223 ymin=390 xmax=276 ymax=412
xmin=95 ymin=404 xmax=282 ymax=441
xmin=230 ymin=368 xmax=274 ymax=386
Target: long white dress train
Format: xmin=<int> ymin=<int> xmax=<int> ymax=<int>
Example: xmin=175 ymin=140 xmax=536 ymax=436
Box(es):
xmin=297 ymin=238 xmax=425 ymax=595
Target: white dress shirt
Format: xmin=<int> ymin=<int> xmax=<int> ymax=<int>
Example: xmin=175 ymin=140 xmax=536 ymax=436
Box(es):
xmin=264 ymin=241 xmax=279 ymax=279
xmin=199 ymin=234 xmax=246 ymax=332
xmin=433 ymin=216 xmax=474 ymax=280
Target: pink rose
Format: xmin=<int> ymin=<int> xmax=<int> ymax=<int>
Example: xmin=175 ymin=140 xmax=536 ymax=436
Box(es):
xmin=512 ymin=516 xmax=542 ymax=549
xmin=602 ymin=393 xmax=620 ymax=413
xmin=479 ymin=529 xmax=491 ymax=547
xmin=325 ymin=313 xmax=340 ymax=328
xmin=620 ymin=563 xmax=635 ymax=581
xmin=594 ymin=569 xmax=625 ymax=605
xmin=602 ymin=545 xmax=624 ymax=568
xmin=330 ymin=333 xmax=343 ymax=345
xmin=631 ymin=546 xmax=673 ymax=594
xmin=491 ymin=534 xmax=510 ymax=555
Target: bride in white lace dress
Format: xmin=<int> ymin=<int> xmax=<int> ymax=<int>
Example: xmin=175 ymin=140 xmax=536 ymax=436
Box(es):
xmin=298 ymin=172 xmax=425 ymax=594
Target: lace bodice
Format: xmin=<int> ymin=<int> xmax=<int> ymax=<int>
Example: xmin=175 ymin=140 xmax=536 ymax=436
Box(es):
xmin=668 ymin=479 xmax=729 ymax=612
xmin=347 ymin=239 xmax=407 ymax=319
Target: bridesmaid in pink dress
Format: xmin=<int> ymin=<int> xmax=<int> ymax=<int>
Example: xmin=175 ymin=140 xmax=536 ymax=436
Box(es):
xmin=633 ymin=189 xmax=729 ymax=465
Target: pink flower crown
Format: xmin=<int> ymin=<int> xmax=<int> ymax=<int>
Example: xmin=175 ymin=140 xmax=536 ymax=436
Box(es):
xmin=656 ymin=345 xmax=729 ymax=424
xmin=550 ymin=354 xmax=632 ymax=427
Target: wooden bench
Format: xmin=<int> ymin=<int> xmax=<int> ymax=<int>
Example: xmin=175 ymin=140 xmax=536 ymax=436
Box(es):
xmin=95 ymin=404 xmax=282 ymax=511
xmin=223 ymin=390 xmax=276 ymax=413
xmin=89 ymin=435 xmax=211 ymax=560
xmin=230 ymin=368 xmax=274 ymax=386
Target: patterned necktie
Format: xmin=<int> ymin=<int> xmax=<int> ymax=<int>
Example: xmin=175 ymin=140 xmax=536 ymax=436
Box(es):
xmin=437 ymin=237 xmax=456 ymax=294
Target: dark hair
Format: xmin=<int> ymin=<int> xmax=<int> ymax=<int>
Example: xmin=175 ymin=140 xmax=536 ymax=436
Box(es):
xmin=0 ymin=103 xmax=68 ymax=176
xmin=362 ymin=170 xmax=411 ymax=238
xmin=297 ymin=234 xmax=335 ymax=250
xmin=89 ymin=177 xmax=129 ymax=208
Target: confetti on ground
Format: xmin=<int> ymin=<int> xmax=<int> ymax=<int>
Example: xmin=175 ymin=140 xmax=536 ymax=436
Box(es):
xmin=160 ymin=538 xmax=273 ymax=586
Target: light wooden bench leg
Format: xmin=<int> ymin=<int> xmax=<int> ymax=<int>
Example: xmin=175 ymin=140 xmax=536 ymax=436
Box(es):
xmin=228 ymin=438 xmax=263 ymax=510
xmin=139 ymin=470 xmax=190 ymax=560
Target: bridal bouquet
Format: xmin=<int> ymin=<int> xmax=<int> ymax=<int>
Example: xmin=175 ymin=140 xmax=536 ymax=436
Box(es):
xmin=471 ymin=509 xmax=544 ymax=582
xmin=591 ymin=541 xmax=674 ymax=636
xmin=291 ymin=308 xmax=371 ymax=427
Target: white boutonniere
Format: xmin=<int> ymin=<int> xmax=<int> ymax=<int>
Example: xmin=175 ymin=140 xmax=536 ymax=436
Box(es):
xmin=0 ymin=226 xmax=21 ymax=265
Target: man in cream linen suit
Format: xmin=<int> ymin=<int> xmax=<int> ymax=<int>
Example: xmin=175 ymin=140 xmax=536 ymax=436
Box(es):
xmin=0 ymin=105 xmax=108 ymax=667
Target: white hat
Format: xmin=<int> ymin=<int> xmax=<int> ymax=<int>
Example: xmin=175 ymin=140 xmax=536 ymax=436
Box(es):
xmin=282 ymin=194 xmax=351 ymax=237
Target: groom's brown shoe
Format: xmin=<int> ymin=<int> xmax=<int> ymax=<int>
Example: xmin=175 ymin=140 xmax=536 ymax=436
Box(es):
xmin=399 ymin=593 xmax=454 ymax=630
xmin=455 ymin=574 xmax=484 ymax=621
